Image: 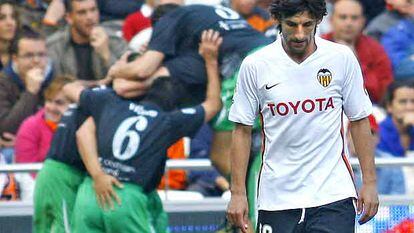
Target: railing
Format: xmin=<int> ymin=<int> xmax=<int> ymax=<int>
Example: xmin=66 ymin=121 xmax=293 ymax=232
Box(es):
xmin=1 ymin=157 xmax=414 ymax=173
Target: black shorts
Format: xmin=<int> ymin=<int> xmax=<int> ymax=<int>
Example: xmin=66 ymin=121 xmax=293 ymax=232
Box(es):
xmin=256 ymin=198 xmax=356 ymax=233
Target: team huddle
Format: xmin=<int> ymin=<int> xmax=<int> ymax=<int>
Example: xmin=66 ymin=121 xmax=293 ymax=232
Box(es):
xmin=33 ymin=1 xmax=379 ymax=233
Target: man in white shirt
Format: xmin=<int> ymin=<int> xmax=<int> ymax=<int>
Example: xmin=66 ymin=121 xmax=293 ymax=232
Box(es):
xmin=226 ymin=0 xmax=379 ymax=232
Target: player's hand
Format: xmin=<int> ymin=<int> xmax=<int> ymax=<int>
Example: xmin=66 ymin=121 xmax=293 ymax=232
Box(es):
xmin=357 ymin=182 xmax=379 ymax=224
xmin=226 ymin=193 xmax=249 ymax=233
xmin=198 ymin=29 xmax=223 ymax=63
xmin=93 ymin=173 xmax=124 ymax=210
xmin=90 ymin=26 xmax=110 ymax=63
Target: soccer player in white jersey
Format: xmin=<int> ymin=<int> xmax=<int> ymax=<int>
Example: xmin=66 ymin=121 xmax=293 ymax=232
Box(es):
xmin=226 ymin=0 xmax=379 ymax=232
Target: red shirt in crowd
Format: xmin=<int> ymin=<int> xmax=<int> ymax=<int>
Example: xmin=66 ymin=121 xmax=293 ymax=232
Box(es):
xmin=322 ymin=33 xmax=394 ymax=103
xmin=122 ymin=10 xmax=152 ymax=42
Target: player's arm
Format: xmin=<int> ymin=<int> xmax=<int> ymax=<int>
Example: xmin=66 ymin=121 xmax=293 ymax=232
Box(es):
xmin=109 ymin=50 xmax=165 ymax=80
xmin=76 ymin=117 xmax=123 ymax=210
xmin=227 ymin=123 xmax=252 ymax=233
xmin=349 ymin=117 xmax=379 ymax=224
xmin=199 ymin=30 xmax=223 ymax=122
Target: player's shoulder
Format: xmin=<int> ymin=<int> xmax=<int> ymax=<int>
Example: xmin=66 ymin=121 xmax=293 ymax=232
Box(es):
xmin=317 ymin=37 xmax=354 ymax=59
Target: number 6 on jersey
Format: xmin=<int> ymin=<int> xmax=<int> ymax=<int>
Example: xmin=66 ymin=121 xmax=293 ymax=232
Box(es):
xmin=112 ymin=116 xmax=148 ymax=160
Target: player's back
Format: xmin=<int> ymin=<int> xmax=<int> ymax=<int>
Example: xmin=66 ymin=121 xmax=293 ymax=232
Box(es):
xmin=80 ymin=88 xmax=204 ymax=192
xmin=46 ymin=104 xmax=87 ymax=171
xmin=151 ymin=4 xmax=272 ymax=58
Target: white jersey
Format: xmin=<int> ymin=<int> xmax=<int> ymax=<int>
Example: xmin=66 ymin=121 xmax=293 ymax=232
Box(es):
xmin=229 ymin=37 xmax=372 ymax=211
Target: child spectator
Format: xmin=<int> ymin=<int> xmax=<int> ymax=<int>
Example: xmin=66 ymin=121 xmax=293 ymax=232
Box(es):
xmin=15 ymin=75 xmax=74 ymax=166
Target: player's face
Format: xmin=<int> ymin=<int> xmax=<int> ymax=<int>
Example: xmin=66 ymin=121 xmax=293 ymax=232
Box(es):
xmin=44 ymin=92 xmax=70 ymax=123
xmin=279 ymin=11 xmax=318 ymax=58
xmin=67 ymin=0 xmax=99 ymax=38
xmin=331 ymin=0 xmax=364 ymax=43
xmin=387 ymin=87 xmax=414 ymax=124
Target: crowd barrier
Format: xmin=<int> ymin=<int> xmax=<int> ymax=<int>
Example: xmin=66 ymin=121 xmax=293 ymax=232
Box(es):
xmin=0 ymin=158 xmax=413 ymax=232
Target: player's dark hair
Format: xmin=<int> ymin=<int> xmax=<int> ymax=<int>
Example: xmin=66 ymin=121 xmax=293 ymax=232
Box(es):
xmin=151 ymin=3 xmax=180 ymax=26
xmin=143 ymin=76 xmax=178 ymax=111
xmin=269 ymin=0 xmax=327 ymax=30
xmin=384 ymin=80 xmax=414 ymax=107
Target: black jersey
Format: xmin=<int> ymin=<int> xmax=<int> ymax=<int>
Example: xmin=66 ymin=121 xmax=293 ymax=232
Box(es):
xmin=79 ymin=88 xmax=205 ymax=192
xmin=47 ymin=104 xmax=87 ymax=171
xmin=149 ymin=4 xmax=272 ymax=86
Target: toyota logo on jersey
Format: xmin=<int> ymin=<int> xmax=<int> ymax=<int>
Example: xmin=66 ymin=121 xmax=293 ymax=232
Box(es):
xmin=267 ymin=97 xmax=335 ymax=116
xmin=317 ymin=69 xmax=332 ymax=87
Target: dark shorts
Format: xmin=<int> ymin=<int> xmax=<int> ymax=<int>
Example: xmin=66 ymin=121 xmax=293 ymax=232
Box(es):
xmin=256 ymin=198 xmax=356 ymax=233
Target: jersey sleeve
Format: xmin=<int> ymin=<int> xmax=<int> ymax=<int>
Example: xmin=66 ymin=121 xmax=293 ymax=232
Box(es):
xmin=342 ymin=48 xmax=373 ymax=121
xmin=148 ymin=11 xmax=184 ymax=57
xmin=168 ymin=105 xmax=205 ymax=142
xmin=78 ymin=87 xmax=112 ymax=118
xmin=228 ymin=57 xmax=260 ymax=125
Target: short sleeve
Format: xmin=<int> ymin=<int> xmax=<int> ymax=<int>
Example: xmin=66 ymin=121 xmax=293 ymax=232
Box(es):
xmin=342 ymin=49 xmax=373 ymax=121
xmin=148 ymin=11 xmax=184 ymax=56
xmin=228 ymin=58 xmax=260 ymax=125
xmin=78 ymin=87 xmax=112 ymax=117
xmin=168 ymin=105 xmax=205 ymax=142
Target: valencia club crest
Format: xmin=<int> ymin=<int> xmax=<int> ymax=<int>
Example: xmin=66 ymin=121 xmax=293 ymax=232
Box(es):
xmin=317 ymin=69 xmax=332 ymax=87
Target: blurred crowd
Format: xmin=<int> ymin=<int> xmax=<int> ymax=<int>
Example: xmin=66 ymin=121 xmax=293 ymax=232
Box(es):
xmin=0 ymin=0 xmax=413 ymax=201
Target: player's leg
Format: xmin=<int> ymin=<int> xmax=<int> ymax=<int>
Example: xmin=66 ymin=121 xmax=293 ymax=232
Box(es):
xmin=257 ymin=209 xmax=305 ymax=233
xmin=33 ymin=167 xmax=53 ymax=233
xmin=147 ymin=190 xmax=169 ymax=233
xmin=304 ymin=198 xmax=356 ymax=233
xmin=33 ymin=159 xmax=84 ymax=233
xmin=72 ymin=177 xmax=105 ymax=233
xmin=104 ymin=183 xmax=158 ymax=233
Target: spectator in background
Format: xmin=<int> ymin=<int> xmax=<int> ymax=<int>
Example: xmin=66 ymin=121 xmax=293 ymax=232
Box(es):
xmin=381 ymin=17 xmax=414 ymax=80
xmin=122 ymin=0 xmax=184 ymax=52
xmin=14 ymin=75 xmax=74 ymax=166
xmin=0 ymin=1 xmax=19 ymax=70
xmin=47 ymin=0 xmax=127 ymax=81
xmin=122 ymin=0 xmax=153 ymax=43
xmin=17 ymin=0 xmax=63 ymax=36
xmin=42 ymin=0 xmax=144 ymax=30
xmin=225 ymin=0 xmax=275 ymax=38
xmin=359 ymin=0 xmax=385 ymax=23
xmin=0 ymin=27 xmax=53 ymax=163
xmin=375 ymin=81 xmax=414 ymax=194
xmin=366 ymin=0 xmax=414 ymax=41
xmin=322 ymin=0 xmax=393 ymax=104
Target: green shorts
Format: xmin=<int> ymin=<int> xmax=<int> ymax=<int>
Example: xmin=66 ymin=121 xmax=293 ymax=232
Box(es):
xmin=211 ymin=47 xmax=264 ymax=132
xmin=72 ymin=177 xmax=168 ymax=233
xmin=33 ymin=159 xmax=85 ymax=233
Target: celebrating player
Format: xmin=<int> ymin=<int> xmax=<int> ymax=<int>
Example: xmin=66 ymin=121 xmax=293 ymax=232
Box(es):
xmin=226 ymin=0 xmax=379 ymax=232
xmin=109 ymin=3 xmax=273 ymax=177
xmin=70 ymin=30 xmax=222 ymax=233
